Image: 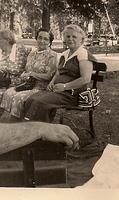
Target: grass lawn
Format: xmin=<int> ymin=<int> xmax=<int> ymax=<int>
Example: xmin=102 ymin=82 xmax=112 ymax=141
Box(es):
xmin=53 ymin=72 xmax=119 ymax=187
xmin=0 ymin=71 xmax=119 ymax=188
xmin=55 ymin=72 xmax=119 ymax=147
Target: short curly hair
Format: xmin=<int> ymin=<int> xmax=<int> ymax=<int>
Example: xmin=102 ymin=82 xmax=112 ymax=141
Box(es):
xmin=63 ymin=24 xmax=86 ymax=44
xmin=0 ymin=29 xmax=16 ymax=45
xmin=35 ymin=28 xmax=54 ymax=45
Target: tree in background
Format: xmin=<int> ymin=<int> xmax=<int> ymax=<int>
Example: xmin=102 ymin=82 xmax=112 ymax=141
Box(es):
xmin=42 ymin=0 xmax=106 ymax=37
xmin=0 ymin=0 xmax=118 ymax=39
xmin=106 ymin=0 xmax=119 ymax=26
xmin=66 ymin=0 xmax=105 ymax=19
xmin=0 ymin=0 xmax=42 ymax=34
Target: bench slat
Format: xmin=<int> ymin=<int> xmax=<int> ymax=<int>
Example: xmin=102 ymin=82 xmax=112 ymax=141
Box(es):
xmin=93 ymin=62 xmax=107 ymax=71
xmin=0 ymin=167 xmax=66 ymax=187
xmin=0 ymin=140 xmax=66 ymax=161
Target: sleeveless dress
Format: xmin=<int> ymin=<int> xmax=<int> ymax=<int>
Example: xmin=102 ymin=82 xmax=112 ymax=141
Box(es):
xmin=24 ymin=46 xmax=97 ymax=122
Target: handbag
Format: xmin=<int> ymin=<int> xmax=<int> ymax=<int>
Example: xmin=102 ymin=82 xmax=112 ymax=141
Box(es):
xmin=78 ymin=88 xmax=101 ymax=108
xmin=0 ymin=69 xmax=11 ymax=88
xmin=15 ymin=76 xmax=36 ymax=92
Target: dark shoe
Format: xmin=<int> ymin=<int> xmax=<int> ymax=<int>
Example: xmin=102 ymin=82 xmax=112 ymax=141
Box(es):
xmin=15 ymin=76 xmax=36 ymax=92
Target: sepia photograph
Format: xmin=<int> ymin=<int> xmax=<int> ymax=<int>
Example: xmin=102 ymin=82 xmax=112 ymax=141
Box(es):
xmin=0 ymin=0 xmax=119 ymax=199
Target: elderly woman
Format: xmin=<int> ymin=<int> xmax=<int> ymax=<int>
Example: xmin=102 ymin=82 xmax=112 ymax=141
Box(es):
xmin=0 ymin=29 xmax=29 ymax=82
xmin=0 ymin=29 xmax=30 ymax=105
xmin=24 ymin=24 xmax=97 ymax=122
xmin=0 ymin=28 xmax=58 ymax=120
xmin=0 ymin=29 xmax=79 ymax=154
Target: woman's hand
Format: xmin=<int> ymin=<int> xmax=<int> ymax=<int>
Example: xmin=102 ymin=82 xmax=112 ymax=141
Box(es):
xmin=47 ymin=81 xmax=54 ymax=91
xmin=29 ymin=71 xmax=37 ymax=78
xmin=53 ymin=83 xmax=65 ymax=92
xmin=20 ymin=72 xmax=31 ymax=80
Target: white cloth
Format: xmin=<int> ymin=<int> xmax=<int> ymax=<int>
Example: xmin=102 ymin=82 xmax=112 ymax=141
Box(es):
xmin=9 ymin=43 xmax=16 ymax=62
xmin=60 ymin=46 xmax=88 ymax=68
xmin=77 ymin=144 xmax=119 ymax=189
xmin=0 ymin=44 xmax=16 ymax=62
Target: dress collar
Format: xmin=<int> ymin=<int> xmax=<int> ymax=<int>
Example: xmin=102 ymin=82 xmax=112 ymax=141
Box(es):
xmin=36 ymin=47 xmax=50 ymax=54
xmin=61 ymin=45 xmax=84 ymax=67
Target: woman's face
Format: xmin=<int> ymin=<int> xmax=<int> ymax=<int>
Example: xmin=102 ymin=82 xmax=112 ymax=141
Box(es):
xmin=37 ymin=31 xmax=50 ymax=51
xmin=64 ymin=29 xmax=83 ymax=51
xmin=0 ymin=39 xmax=12 ymax=55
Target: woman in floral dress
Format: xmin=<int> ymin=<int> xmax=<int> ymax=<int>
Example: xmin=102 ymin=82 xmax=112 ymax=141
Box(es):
xmin=0 ymin=29 xmax=30 ymax=104
xmin=0 ymin=28 xmax=57 ymax=119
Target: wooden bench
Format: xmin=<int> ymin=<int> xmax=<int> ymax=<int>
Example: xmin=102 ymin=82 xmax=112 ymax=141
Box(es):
xmin=59 ymin=61 xmax=107 ymax=141
xmin=0 ymin=61 xmax=107 ymax=188
xmin=0 ymin=140 xmax=66 ymax=187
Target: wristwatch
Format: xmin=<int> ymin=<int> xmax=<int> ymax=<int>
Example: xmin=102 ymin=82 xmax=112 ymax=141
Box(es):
xmin=64 ymin=84 xmax=66 ymax=90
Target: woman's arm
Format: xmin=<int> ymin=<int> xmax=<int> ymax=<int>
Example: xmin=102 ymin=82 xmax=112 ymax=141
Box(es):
xmin=47 ymin=69 xmax=59 ymax=91
xmin=53 ymin=60 xmax=93 ymax=92
xmin=30 ymin=70 xmax=53 ymax=81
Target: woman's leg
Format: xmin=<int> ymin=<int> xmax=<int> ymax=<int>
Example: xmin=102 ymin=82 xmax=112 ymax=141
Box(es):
xmin=24 ymin=92 xmax=77 ymax=122
xmin=0 ymin=87 xmax=16 ymax=112
xmin=10 ymin=89 xmax=39 ymax=118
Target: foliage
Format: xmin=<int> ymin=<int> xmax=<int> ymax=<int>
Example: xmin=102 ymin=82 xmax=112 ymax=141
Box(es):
xmin=0 ymin=0 xmax=42 ymax=31
xmin=50 ymin=0 xmax=67 ymax=14
xmin=0 ymin=0 xmax=118 ymax=37
xmin=66 ymin=0 xmax=105 ymax=19
xmin=106 ymin=0 xmax=119 ymax=26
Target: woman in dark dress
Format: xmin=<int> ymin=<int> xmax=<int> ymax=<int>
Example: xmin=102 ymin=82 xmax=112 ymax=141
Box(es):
xmin=24 ymin=24 xmax=96 ymax=122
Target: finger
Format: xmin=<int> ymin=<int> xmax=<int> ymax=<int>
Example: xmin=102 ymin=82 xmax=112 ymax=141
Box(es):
xmin=72 ymin=142 xmax=80 ymax=150
xmin=62 ymin=136 xmax=73 ymax=148
xmin=66 ymin=128 xmax=79 ymax=143
xmin=47 ymin=86 xmax=52 ymax=91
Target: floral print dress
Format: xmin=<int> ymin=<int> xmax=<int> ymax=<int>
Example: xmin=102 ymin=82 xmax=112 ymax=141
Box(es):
xmin=0 ymin=44 xmax=30 ymax=103
xmin=0 ymin=48 xmax=57 ymax=118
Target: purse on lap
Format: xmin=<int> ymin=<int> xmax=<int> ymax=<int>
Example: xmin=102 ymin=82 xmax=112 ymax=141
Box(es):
xmin=0 ymin=69 xmax=11 ymax=88
xmin=78 ymin=88 xmax=100 ymax=108
xmin=15 ymin=76 xmax=36 ymax=92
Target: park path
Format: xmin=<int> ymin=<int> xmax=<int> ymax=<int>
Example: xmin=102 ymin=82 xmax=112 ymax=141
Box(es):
xmin=94 ymin=53 xmax=119 ymax=71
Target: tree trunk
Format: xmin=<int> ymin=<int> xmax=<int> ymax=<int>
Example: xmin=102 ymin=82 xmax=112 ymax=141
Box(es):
xmin=9 ymin=12 xmax=15 ymax=31
xmin=42 ymin=0 xmax=51 ymax=30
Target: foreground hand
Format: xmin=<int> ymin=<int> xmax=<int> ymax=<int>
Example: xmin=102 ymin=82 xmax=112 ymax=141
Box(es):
xmin=40 ymin=123 xmax=79 ymax=150
xmin=47 ymin=81 xmax=54 ymax=91
xmin=0 ymin=122 xmax=79 ymax=155
xmin=53 ymin=83 xmax=65 ymax=92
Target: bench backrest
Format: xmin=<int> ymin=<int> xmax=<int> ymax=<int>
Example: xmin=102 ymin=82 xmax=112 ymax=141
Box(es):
xmin=92 ymin=62 xmax=107 ymax=89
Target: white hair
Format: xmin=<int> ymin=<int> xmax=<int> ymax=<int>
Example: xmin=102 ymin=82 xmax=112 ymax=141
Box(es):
xmin=63 ymin=24 xmax=86 ymax=43
xmin=0 ymin=29 xmax=16 ymax=45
